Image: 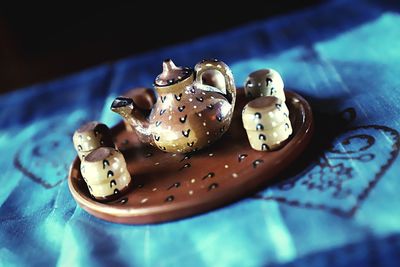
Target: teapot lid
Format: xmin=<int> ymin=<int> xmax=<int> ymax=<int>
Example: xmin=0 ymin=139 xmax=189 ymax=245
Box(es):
xmin=154 ymin=59 xmax=193 ymax=87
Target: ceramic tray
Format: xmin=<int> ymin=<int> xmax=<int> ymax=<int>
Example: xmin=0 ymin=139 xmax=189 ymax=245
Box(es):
xmin=68 ymin=89 xmax=313 ymax=224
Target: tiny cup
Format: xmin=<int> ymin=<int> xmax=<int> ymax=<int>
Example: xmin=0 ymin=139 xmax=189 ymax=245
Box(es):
xmin=244 ymin=69 xmax=285 ymax=101
xmin=242 ymin=96 xmax=292 ymax=151
xmin=80 ymin=147 xmax=131 ymax=200
xmin=72 ymin=121 xmax=114 ymax=160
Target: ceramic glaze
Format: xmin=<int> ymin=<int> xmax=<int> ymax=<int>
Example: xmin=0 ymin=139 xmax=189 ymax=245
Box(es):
xmin=242 ymin=96 xmax=292 ymax=151
xmin=111 ymin=59 xmax=236 ymax=153
xmin=72 ymin=121 xmax=114 ymax=160
xmin=80 ymin=147 xmax=131 ymax=200
xmin=244 ymin=69 xmax=285 ymax=101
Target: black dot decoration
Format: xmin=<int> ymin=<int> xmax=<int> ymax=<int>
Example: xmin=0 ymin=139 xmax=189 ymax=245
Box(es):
xmin=175 ymin=93 xmax=182 ymax=101
xmin=256 ymin=124 xmax=264 ymax=131
xmin=110 ymin=180 xmax=117 ymax=187
xmin=180 ymin=154 xmax=191 ymax=162
xmin=180 ymin=115 xmax=187 ymax=123
xmin=103 ymin=160 xmax=110 ymax=169
xmin=179 ymin=163 xmax=191 ymax=171
xmin=261 ymin=144 xmax=270 ymax=151
xmin=208 ymin=183 xmax=219 ymax=191
xmin=253 ymin=159 xmax=264 ymax=168
xmin=182 ymin=129 xmax=191 ymax=137
xmin=187 ymin=142 xmax=194 ymax=147
xmin=238 ymin=154 xmax=248 ymax=162
xmin=202 ymin=172 xmax=215 ymax=180
xmin=168 ymin=182 xmax=181 ymax=190
xmin=165 ymin=195 xmax=174 ymax=202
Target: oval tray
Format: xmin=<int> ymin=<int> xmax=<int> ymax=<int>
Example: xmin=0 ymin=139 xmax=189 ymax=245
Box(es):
xmin=68 ymin=89 xmax=314 ymax=224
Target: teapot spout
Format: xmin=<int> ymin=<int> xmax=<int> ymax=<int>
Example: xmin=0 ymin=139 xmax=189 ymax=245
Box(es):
xmin=111 ymin=97 xmax=154 ymax=145
xmin=111 ymin=97 xmax=134 ymax=114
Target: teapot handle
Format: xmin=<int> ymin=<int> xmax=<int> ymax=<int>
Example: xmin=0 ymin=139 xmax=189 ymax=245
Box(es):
xmin=194 ymin=59 xmax=236 ymax=106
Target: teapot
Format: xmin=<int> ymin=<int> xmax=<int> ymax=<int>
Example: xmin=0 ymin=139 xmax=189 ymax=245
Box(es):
xmin=111 ymin=59 xmax=236 ymax=153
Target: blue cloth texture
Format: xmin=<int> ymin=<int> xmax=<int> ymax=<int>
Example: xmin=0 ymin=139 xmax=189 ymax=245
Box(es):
xmin=1 ymin=1 xmax=400 ymax=266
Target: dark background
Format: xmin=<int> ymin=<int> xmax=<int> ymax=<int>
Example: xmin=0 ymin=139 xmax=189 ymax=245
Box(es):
xmin=0 ymin=1 xmax=323 ymax=94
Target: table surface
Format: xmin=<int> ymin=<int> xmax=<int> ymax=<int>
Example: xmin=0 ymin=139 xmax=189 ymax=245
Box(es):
xmin=1 ymin=1 xmax=400 ymax=266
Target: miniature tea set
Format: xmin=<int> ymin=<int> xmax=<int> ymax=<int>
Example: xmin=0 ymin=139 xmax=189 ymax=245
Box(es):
xmin=68 ymin=58 xmax=314 ymax=224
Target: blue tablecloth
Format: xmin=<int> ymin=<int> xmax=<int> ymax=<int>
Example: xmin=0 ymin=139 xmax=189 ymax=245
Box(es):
xmin=1 ymin=1 xmax=400 ymax=266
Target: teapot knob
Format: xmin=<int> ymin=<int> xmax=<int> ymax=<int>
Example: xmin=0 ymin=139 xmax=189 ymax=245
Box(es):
xmin=155 ymin=59 xmax=193 ymax=87
xmin=162 ymin=59 xmax=177 ymax=72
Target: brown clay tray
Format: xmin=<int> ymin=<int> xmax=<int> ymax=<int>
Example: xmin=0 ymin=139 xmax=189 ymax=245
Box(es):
xmin=68 ymin=89 xmax=313 ymax=224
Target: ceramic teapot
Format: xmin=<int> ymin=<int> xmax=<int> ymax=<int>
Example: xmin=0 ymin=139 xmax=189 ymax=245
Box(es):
xmin=111 ymin=59 xmax=236 ymax=153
